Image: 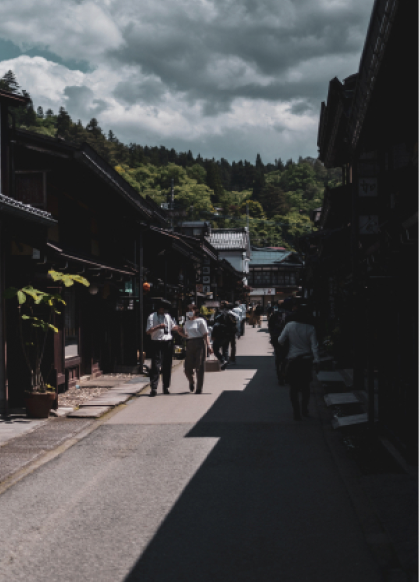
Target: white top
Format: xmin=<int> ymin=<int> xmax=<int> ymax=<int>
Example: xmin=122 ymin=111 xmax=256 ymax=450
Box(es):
xmin=146 ymin=312 xmax=176 ymax=341
xmin=278 ymin=321 xmax=319 ymax=363
xmin=232 ymin=306 xmax=243 ymax=321
xmin=225 ymin=308 xmax=239 ymax=321
xmin=184 ymin=318 xmax=208 ymax=338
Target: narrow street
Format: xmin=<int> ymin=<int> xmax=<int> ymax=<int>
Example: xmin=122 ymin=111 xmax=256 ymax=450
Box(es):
xmin=0 ymin=324 xmax=382 ymax=582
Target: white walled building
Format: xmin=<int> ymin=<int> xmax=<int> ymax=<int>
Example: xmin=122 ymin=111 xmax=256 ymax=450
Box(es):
xmin=205 ymin=228 xmax=251 ymax=283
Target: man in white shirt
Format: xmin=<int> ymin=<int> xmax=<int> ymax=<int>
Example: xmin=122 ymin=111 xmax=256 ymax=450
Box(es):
xmin=278 ymin=305 xmax=319 ymax=420
xmin=146 ymin=299 xmax=180 ymax=397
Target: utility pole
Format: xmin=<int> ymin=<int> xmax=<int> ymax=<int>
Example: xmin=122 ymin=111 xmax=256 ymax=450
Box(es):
xmin=246 ymin=201 xmax=249 ymax=230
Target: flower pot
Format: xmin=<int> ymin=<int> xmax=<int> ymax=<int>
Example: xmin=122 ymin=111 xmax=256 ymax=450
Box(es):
xmin=25 ymin=392 xmax=56 ymax=419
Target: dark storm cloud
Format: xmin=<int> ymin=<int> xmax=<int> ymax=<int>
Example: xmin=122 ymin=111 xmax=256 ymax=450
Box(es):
xmin=108 ymin=0 xmax=372 ymax=112
xmin=64 ymin=85 xmax=109 ymax=119
xmin=113 ymin=78 xmax=166 ymax=105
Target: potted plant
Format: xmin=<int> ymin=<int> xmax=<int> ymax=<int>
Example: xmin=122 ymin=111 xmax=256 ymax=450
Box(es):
xmin=6 ymin=270 xmax=89 ymax=418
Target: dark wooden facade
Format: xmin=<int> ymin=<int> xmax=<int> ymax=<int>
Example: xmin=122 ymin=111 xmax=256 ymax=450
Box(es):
xmin=300 ymin=0 xmax=418 ymax=461
xmin=3 ymin=128 xmax=168 ymax=407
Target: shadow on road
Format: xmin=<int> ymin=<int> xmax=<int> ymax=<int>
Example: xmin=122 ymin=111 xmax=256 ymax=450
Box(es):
xmin=123 ymin=355 xmax=381 ymax=582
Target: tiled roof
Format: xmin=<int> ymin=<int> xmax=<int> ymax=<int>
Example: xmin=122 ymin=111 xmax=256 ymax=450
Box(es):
xmin=206 ymin=229 xmax=248 ymax=251
xmin=250 ymin=247 xmax=302 ymax=267
xmin=0 ymin=193 xmax=56 ymax=226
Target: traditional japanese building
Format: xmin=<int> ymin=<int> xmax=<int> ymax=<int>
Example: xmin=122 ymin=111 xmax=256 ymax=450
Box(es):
xmin=205 ymin=227 xmax=250 ymax=283
xmin=248 ymin=247 xmax=303 ymax=308
xmin=302 ymin=0 xmax=418 ymax=460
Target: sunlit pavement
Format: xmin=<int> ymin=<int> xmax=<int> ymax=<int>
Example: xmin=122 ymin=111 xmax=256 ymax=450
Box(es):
xmin=0 ymin=323 xmax=382 ymax=582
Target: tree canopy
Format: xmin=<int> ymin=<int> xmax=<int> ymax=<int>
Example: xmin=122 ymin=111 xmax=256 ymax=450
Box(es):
xmin=2 ymin=70 xmax=342 ymax=250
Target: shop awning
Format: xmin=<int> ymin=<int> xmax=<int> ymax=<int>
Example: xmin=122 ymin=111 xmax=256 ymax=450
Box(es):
xmin=46 ymin=242 xmax=137 ymax=276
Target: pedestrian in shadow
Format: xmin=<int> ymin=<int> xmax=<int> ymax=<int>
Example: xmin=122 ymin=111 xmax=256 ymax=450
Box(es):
xmin=278 ymin=304 xmax=320 ymax=420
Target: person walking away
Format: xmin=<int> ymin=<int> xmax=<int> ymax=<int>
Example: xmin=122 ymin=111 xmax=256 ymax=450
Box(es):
xmin=232 ymin=301 xmax=243 ymax=339
xmin=146 ymin=299 xmax=181 ymax=397
xmin=268 ymin=308 xmax=288 ymax=385
xmin=212 ymin=305 xmax=236 ymax=370
xmin=224 ymin=302 xmax=239 ymax=363
xmin=247 ymin=304 xmax=254 ymax=327
xmin=239 ymin=303 xmax=246 ymax=336
xmin=254 ymin=302 xmax=263 ymax=328
xmin=177 ymin=305 xmax=212 ymax=394
xmin=278 ymin=305 xmax=319 ymax=420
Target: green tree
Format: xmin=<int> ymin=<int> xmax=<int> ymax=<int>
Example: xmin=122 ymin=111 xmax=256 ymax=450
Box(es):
xmin=252 ymin=168 xmax=265 ymax=201
xmin=258 ymin=185 xmax=290 ymax=217
xmin=0 ymin=69 xmax=20 ymax=92
xmin=56 ymin=106 xmax=71 ymax=135
xmin=239 ymin=200 xmax=265 ymax=220
xmin=86 ymin=117 xmax=102 ymax=137
xmin=205 ymin=160 xmax=224 ymax=203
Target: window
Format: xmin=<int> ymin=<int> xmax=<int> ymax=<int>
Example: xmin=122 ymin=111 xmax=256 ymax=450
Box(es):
xmin=15 ymin=172 xmax=46 ymax=207
xmin=262 ymin=271 xmax=270 ymax=285
xmin=64 ymin=291 xmax=78 ymax=359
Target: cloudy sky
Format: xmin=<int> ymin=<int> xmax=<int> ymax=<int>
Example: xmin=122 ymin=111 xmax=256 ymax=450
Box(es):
xmin=0 ymin=0 xmax=373 ymax=163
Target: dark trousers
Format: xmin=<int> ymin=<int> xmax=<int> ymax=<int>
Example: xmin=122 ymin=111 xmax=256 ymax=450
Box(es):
xmin=213 ymin=337 xmax=229 ymax=364
xmin=150 ymin=340 xmax=173 ymax=391
xmin=287 ymin=358 xmax=313 ymax=418
xmin=240 ymin=319 xmax=245 ymax=336
xmin=271 ymin=338 xmax=286 ymax=384
xmin=184 ymin=338 xmax=206 ymax=392
xmin=229 ymin=333 xmax=236 ymax=362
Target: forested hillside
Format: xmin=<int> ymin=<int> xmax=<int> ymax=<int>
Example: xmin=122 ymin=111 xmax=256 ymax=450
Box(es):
xmin=1 ymin=70 xmax=341 ymax=249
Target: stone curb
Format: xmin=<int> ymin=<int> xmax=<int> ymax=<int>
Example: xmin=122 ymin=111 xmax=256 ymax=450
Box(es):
xmin=312 ymin=374 xmax=410 ymax=581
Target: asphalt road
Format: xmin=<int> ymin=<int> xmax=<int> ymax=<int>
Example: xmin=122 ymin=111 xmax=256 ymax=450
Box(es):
xmin=0 ymin=323 xmax=382 ymax=582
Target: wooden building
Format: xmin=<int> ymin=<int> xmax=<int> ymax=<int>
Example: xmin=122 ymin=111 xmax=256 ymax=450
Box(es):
xmin=300 ymin=0 xmax=418 ymax=460
xmin=248 ymin=247 xmax=303 ymax=308
xmin=4 ymin=126 xmax=169 ymax=408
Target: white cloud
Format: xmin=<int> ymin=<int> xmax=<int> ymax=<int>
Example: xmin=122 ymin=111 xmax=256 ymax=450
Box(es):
xmin=0 ymin=0 xmax=124 ymax=62
xmin=0 ymin=0 xmax=374 ymax=161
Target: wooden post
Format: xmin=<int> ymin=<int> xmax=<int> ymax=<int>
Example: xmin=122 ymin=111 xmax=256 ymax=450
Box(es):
xmin=366 ymin=284 xmax=375 ymax=429
xmin=0 ymin=218 xmax=7 ymax=416
xmin=351 ymin=159 xmax=364 ymax=390
xmin=138 ymin=229 xmax=144 ymax=369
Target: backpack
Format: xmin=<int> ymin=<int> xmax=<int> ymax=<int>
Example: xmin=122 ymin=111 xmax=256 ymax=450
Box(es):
xmin=269 ymin=311 xmax=288 ymax=342
xmin=212 ymin=311 xmax=236 ymax=339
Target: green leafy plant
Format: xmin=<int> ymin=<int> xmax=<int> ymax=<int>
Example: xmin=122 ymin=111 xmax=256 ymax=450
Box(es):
xmin=6 ymin=270 xmax=89 ymax=393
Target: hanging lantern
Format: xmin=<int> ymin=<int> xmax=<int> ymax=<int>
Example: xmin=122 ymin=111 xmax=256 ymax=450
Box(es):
xmin=143 ymin=282 xmax=151 ymax=294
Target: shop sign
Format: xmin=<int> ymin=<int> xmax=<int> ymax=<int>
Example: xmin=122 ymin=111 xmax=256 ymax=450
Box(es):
xmin=358 ymin=178 xmax=377 ymax=197
xmin=359 ymin=215 xmax=379 ymax=235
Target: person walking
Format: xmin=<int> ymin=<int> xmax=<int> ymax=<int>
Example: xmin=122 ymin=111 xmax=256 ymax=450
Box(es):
xmin=232 ymin=301 xmax=243 ymax=340
xmin=224 ymin=302 xmax=239 ymax=363
xmin=278 ymin=305 xmax=319 ymax=420
xmin=268 ymin=306 xmax=287 ymax=385
xmin=177 ymin=305 xmax=212 ymax=394
xmin=253 ymin=302 xmax=263 ymax=328
xmin=212 ymin=304 xmax=237 ymax=370
xmin=146 ymin=299 xmax=180 ymax=397
xmin=239 ymin=303 xmax=247 ymax=336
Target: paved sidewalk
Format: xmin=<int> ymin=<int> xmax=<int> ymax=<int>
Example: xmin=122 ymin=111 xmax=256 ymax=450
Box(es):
xmin=0 ymin=324 xmax=386 ymax=582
